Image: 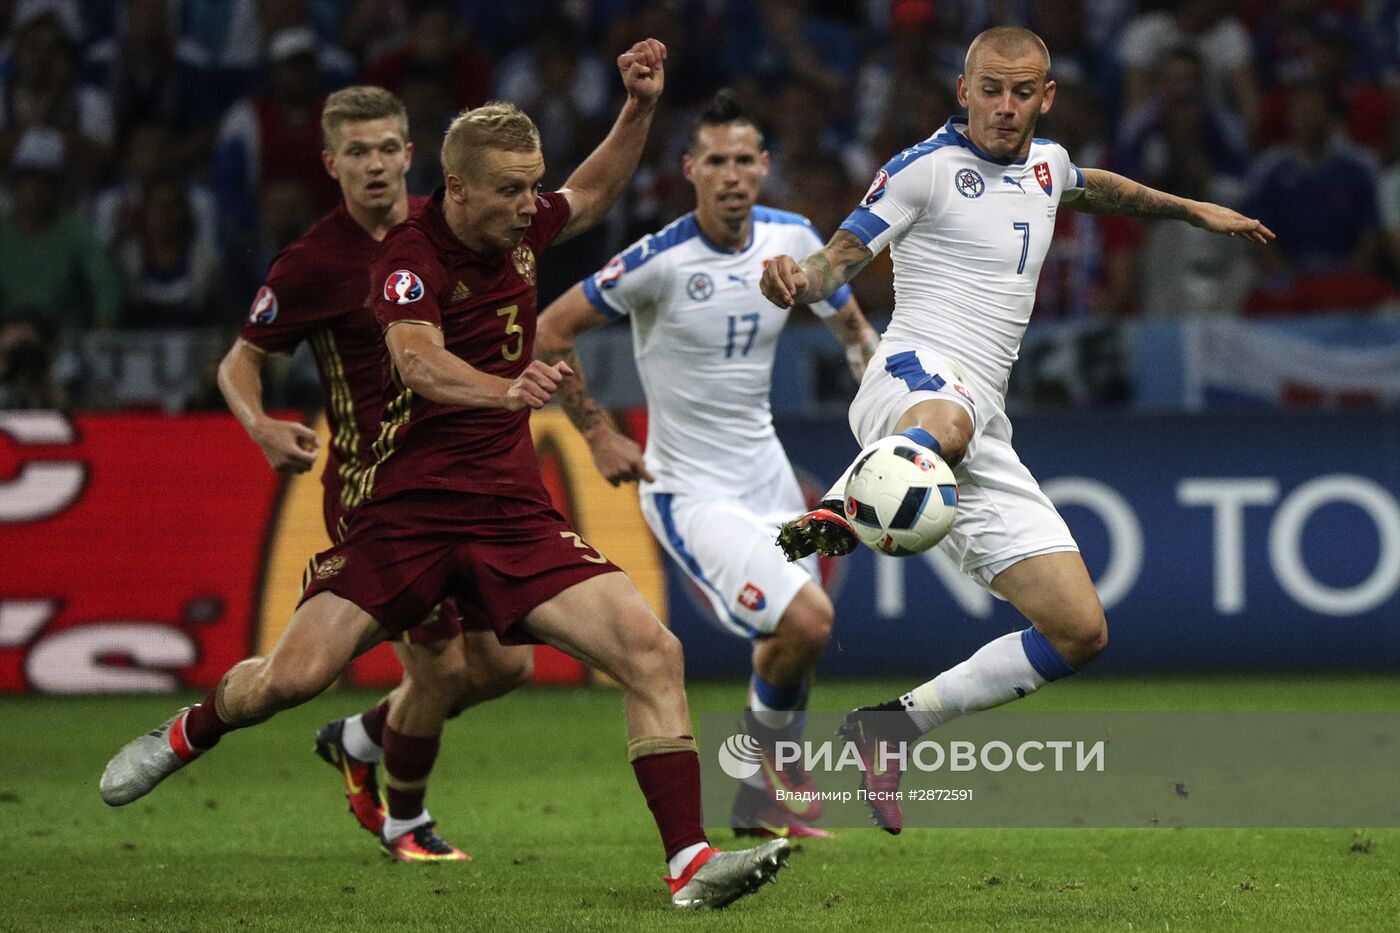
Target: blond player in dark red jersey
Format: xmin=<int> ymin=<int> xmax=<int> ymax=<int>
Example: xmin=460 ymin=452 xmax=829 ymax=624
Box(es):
xmin=214 ymin=86 xmax=526 ymax=862
xmin=102 ymin=41 xmax=791 ymax=909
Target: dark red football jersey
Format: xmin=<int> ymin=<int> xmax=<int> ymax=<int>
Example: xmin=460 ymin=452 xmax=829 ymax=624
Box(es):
xmin=239 ymin=196 xmax=429 ymax=531
xmin=364 ymin=189 xmax=572 ymax=510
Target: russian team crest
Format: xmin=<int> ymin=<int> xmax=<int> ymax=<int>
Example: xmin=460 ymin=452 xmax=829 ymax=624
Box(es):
xmin=1033 ymin=161 xmax=1053 ymax=196
xmin=384 ymin=270 xmax=424 ymax=304
xmin=248 ymin=285 xmax=278 ymax=324
xmin=512 ymin=244 xmax=537 ymax=286
xmin=954 ymin=168 xmax=985 ymax=199
xmin=862 ymin=168 xmax=889 ymax=206
xmin=686 ymin=272 xmax=714 ymax=301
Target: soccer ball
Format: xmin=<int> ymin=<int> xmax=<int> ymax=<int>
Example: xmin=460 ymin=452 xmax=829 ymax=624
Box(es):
xmin=842 ymin=436 xmax=958 ymax=556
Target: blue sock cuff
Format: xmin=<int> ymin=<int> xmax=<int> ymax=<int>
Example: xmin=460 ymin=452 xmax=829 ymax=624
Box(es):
xmin=898 ymin=427 xmax=941 ymax=456
xmin=751 ymin=674 xmax=805 ymax=710
xmin=1020 ymin=628 xmax=1076 ymax=682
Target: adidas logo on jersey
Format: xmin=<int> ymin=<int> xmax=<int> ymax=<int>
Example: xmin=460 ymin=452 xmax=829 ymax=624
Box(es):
xmin=452 ymin=281 xmax=472 ymax=302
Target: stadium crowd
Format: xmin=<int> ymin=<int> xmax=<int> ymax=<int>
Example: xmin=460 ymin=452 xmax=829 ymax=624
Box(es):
xmin=1 ymin=0 xmax=1399 ymax=409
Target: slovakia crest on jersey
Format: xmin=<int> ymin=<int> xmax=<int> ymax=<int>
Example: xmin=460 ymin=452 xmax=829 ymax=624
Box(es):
xmin=1033 ymin=162 xmax=1053 ymax=196
xmin=862 ymin=168 xmax=889 ymax=206
xmin=954 ymin=168 xmax=985 ymax=199
xmin=384 ymin=270 xmax=424 ymax=304
xmin=248 ymin=285 xmax=278 ymax=324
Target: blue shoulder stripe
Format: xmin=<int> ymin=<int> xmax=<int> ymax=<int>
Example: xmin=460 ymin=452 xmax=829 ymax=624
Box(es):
xmin=751 ymin=205 xmax=817 ymax=227
xmin=880 ymin=125 xmax=959 ymax=179
xmin=618 ymin=213 xmax=700 ymax=273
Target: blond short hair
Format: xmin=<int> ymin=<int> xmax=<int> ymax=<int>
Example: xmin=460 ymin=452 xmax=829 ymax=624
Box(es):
xmin=964 ymin=26 xmax=1052 ymax=78
xmin=440 ymin=101 xmax=541 ymax=179
xmin=321 ymin=86 xmax=409 ymax=149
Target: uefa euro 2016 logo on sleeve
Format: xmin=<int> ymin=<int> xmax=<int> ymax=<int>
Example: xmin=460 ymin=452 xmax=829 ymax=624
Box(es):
xmin=862 ymin=169 xmax=889 ymax=206
xmin=955 ymin=168 xmax=985 ymax=199
xmin=384 ymin=270 xmax=424 ymax=305
xmin=248 ymin=286 xmax=278 ymax=324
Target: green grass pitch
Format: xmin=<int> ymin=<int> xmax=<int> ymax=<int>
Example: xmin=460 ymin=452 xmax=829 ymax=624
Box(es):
xmin=3 ymin=675 xmax=1398 ymax=931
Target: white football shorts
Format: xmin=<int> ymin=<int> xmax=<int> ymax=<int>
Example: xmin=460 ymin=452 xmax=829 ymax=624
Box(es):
xmin=848 ymin=342 xmax=1079 ymax=588
xmin=640 ymin=468 xmax=819 ymax=639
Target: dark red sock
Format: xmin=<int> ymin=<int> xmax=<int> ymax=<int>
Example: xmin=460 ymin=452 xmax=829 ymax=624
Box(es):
xmin=360 ymin=698 xmax=392 ymax=747
xmin=383 ymin=726 xmax=440 ymax=821
xmin=631 ymin=750 xmax=707 ymax=860
xmin=183 ymin=687 xmax=234 ymax=750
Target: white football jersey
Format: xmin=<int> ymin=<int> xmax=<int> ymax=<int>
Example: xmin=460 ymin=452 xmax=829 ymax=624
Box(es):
xmin=840 ymin=118 xmax=1085 ymax=403
xmin=583 ymin=207 xmax=852 ymax=497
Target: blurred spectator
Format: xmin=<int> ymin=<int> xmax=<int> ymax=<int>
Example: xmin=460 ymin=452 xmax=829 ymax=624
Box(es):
xmin=395 ymin=62 xmax=456 ymax=196
xmin=0 ymin=314 xmax=64 ymax=408
xmin=340 ymin=0 xmax=413 ymax=63
xmin=0 ymin=1 xmax=115 ymax=184
xmin=1244 ymin=83 xmax=1391 ymax=312
xmin=1116 ymin=47 xmax=1250 ymax=206
xmin=90 ymin=122 xmax=219 ymax=250
xmin=1035 ymin=84 xmax=1145 ymax=319
xmin=1255 ymin=22 xmax=1393 ymax=153
xmin=724 ymin=0 xmax=860 ymax=102
xmin=1118 ymin=0 xmax=1259 ymax=129
xmin=82 ymin=0 xmax=218 ymax=171
xmin=211 ymin=26 xmax=341 ymax=234
xmin=854 ymin=0 xmax=963 ymax=167
xmin=363 ymin=0 xmax=492 ymax=110
xmin=1023 ymin=0 xmax=1122 ymax=118
xmin=115 ymin=176 xmax=223 ymax=328
xmin=762 ymin=79 xmax=852 ymax=206
xmin=1380 ymin=120 xmax=1400 ymax=283
xmin=493 ymin=15 xmax=609 ymax=183
xmin=0 ymin=128 xmax=122 ymax=329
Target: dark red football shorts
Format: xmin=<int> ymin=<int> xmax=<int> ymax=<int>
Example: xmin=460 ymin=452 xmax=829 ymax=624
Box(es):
xmin=321 ymin=485 xmax=476 ymax=643
xmin=302 ymin=490 xmax=620 ymax=643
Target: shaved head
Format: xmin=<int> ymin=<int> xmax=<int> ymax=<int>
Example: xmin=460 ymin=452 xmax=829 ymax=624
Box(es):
xmin=965 ymin=26 xmax=1051 ymax=80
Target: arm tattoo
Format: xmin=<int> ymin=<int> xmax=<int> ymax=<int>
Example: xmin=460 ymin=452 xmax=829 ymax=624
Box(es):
xmin=537 ymin=345 xmax=608 ymax=434
xmin=1073 ymin=168 xmax=1192 ymax=221
xmin=797 ymin=231 xmax=874 ymax=303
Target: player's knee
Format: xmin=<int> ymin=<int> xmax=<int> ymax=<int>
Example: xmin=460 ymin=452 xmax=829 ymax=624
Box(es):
xmin=257 ymin=658 xmax=335 ymax=711
xmin=471 ymin=645 xmax=534 ymax=702
xmin=626 ymin=616 xmax=684 ymax=685
xmin=1066 ymin=608 xmax=1108 ymax=667
xmin=778 ymin=589 xmax=833 ymax=657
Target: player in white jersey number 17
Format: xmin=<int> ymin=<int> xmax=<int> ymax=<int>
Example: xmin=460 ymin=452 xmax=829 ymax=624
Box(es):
xmin=762 ymin=26 xmax=1274 ymax=834
xmin=537 ymin=90 xmax=878 ymax=839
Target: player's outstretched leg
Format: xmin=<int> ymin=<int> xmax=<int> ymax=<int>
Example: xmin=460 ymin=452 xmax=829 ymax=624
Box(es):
xmin=776 ymin=427 xmax=949 ymax=562
xmin=524 ymin=572 xmax=791 ymax=908
xmin=732 ymin=582 xmax=833 ymax=839
xmin=846 ymin=552 xmax=1107 ymax=834
xmin=101 ymin=593 xmax=380 ymax=806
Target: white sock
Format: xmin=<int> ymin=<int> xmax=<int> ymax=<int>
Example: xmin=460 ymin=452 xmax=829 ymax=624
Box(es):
xmin=901 ymin=630 xmax=1071 ymax=732
xmin=382 ymin=808 xmax=432 ymax=842
xmin=341 ymin=714 xmax=382 ymax=762
xmin=821 ymin=457 xmax=861 ymax=504
xmin=668 ymin=841 xmax=711 ymax=878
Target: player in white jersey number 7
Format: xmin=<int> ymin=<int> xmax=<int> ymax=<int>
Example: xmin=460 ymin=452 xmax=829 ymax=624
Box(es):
xmin=761 ymin=26 xmax=1275 ymax=835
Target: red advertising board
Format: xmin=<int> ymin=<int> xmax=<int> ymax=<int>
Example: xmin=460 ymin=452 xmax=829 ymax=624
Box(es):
xmin=2 ymin=409 xmax=663 ymax=693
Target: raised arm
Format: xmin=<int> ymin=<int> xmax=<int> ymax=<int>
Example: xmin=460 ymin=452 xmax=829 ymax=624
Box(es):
xmin=1066 ymin=167 xmax=1275 ymax=245
xmin=217 ymin=337 xmax=320 ymax=473
xmin=536 ymin=283 xmax=653 ymax=485
xmin=821 ymin=294 xmax=879 ymax=380
xmin=555 ymin=39 xmax=666 ymax=243
xmin=385 ymin=321 xmax=571 ymax=411
xmin=760 ymin=230 xmax=875 ymax=309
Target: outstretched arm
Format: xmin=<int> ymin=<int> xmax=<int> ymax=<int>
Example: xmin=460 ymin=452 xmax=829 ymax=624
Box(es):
xmin=536 ymin=283 xmax=654 ymax=485
xmin=1066 ymin=167 xmax=1275 ymax=244
xmin=556 ymin=39 xmax=666 ymax=243
xmin=760 ymin=230 xmax=875 ymax=308
xmin=821 ymin=295 xmax=879 ymax=380
xmin=386 ymin=321 xmax=571 ymax=411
